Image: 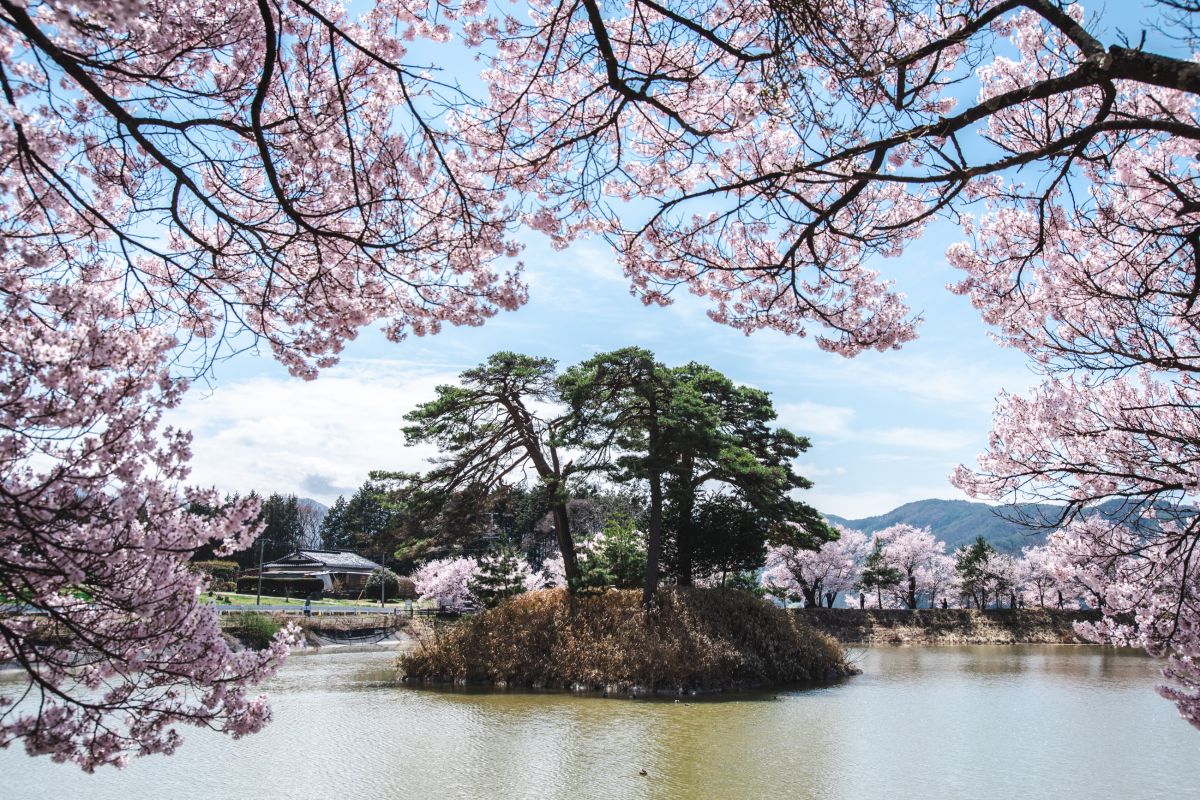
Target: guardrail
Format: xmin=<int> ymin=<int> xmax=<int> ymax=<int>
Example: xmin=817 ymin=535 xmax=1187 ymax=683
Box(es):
xmin=212 ymin=604 xmax=474 ymax=617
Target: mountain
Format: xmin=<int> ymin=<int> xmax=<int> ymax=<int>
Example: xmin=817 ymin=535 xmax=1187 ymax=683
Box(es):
xmin=298 ymin=497 xmax=328 ymax=515
xmin=824 ymin=499 xmax=1054 ymax=553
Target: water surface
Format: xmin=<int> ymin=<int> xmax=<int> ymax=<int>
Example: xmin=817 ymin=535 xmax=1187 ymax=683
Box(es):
xmin=1 ymin=646 xmax=1196 ymax=799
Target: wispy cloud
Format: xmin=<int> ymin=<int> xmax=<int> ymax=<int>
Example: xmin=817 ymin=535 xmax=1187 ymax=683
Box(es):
xmin=167 ymin=361 xmax=455 ymax=503
xmin=777 ymin=401 xmax=856 ymax=439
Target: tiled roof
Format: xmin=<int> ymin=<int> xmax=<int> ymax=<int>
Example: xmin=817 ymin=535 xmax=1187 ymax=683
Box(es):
xmin=267 ymin=550 xmax=380 ymax=571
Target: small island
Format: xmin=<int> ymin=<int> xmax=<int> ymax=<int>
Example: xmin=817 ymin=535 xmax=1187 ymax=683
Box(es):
xmin=398 ymin=588 xmax=853 ymax=693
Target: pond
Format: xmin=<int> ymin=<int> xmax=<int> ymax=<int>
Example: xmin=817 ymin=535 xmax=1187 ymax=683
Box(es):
xmin=1 ymin=645 xmax=1197 ymax=799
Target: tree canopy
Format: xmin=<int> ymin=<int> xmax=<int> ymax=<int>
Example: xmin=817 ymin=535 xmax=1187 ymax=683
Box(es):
xmin=6 ymin=0 xmax=1200 ymax=764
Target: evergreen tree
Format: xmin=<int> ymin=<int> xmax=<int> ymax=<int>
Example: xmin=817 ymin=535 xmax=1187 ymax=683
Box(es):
xmin=468 ymin=546 xmax=531 ymax=609
xmin=558 ymin=347 xmax=677 ymax=604
xmin=576 ymin=513 xmax=647 ymax=590
xmin=400 ymin=352 xmax=589 ymax=587
xmin=319 ymin=495 xmax=349 ymax=549
xmin=662 ymin=362 xmax=826 ymax=587
xmin=259 ymin=493 xmax=303 ymax=551
xmin=955 ymin=536 xmax=997 ymax=609
xmin=342 ymin=481 xmax=394 ymax=557
xmin=677 ymin=494 xmax=772 ymax=586
xmin=858 ymin=539 xmax=902 ymax=609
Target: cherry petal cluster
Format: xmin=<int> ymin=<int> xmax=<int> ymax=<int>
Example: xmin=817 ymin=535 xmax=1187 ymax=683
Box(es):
xmin=411 ymin=557 xmax=480 ymax=607
xmin=0 ymin=273 xmax=296 ymax=771
xmin=763 ymin=526 xmax=869 ymax=607
xmin=1 ymin=0 xmax=526 ymax=379
xmin=410 ymin=553 xmax=546 ymax=605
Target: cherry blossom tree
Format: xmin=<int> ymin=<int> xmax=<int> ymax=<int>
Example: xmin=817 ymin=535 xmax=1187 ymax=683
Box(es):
xmin=0 ymin=277 xmax=297 ymax=770
xmin=915 ymin=553 xmax=959 ymax=609
xmin=1 ymin=0 xmax=525 ymax=768
xmin=874 ymin=524 xmax=949 ymax=608
xmin=1018 ymin=544 xmax=1061 ymax=607
xmin=763 ymin=526 xmax=868 ymax=607
xmin=411 ymin=557 xmax=480 ymax=608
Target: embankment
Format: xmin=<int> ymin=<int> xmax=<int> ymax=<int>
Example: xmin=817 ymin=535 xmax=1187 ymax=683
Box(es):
xmin=798 ymin=607 xmax=1104 ymax=646
xmin=221 ymin=612 xmax=410 ymax=650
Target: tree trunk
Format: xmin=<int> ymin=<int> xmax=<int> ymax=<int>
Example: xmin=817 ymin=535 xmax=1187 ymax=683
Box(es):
xmin=551 ymin=501 xmax=580 ymax=590
xmin=802 ymin=585 xmax=818 ymax=609
xmin=674 ymin=456 xmax=695 ymax=587
xmin=642 ymin=470 xmax=664 ymax=606
xmin=876 ymin=591 xmax=883 ymax=609
xmin=906 ymin=574 xmax=917 ymax=610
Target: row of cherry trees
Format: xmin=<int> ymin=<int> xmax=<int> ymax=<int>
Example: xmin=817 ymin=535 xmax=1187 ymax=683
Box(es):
xmin=761 ymin=524 xmax=1118 ymax=612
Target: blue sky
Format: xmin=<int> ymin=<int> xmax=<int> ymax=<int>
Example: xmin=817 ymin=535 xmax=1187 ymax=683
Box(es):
xmin=170 ymin=218 xmax=1037 ymax=517
xmin=166 ymin=1 xmax=1175 ymax=518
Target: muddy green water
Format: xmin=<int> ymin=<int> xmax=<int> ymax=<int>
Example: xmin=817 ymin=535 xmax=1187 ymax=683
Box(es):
xmin=1 ymin=646 xmax=1197 ymax=799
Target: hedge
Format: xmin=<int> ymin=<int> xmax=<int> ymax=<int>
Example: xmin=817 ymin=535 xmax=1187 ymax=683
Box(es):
xmin=235 ymin=576 xmax=325 ymax=598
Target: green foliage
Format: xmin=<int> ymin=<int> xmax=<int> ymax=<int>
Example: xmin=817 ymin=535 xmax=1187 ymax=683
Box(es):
xmin=259 ymin=493 xmax=304 ymax=550
xmin=219 ymin=491 xmax=310 ymax=569
xmin=671 ymin=493 xmax=771 ymax=583
xmin=234 ymin=576 xmax=325 ymax=598
xmin=391 ymin=348 xmax=826 ymax=601
xmin=858 ymin=539 xmax=902 ymax=607
xmin=223 ymin=613 xmax=282 ymax=650
xmin=716 ymin=570 xmax=767 ymax=596
xmin=955 ymin=536 xmax=997 ymax=608
xmin=342 ymin=481 xmax=394 ymax=553
xmin=576 ymin=513 xmax=647 ymax=590
xmin=399 ymin=352 xmax=584 ymax=586
xmin=468 ymin=546 xmax=530 ymax=609
xmin=560 ymin=349 xmax=827 ymax=596
xmin=363 ymin=567 xmax=416 ymax=600
xmin=319 ymin=495 xmax=350 ymax=549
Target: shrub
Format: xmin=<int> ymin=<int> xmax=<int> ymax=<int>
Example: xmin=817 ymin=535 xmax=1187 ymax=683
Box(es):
xmin=398 ymin=587 xmax=852 ymax=692
xmin=363 ymin=568 xmax=417 ymax=600
xmin=223 ymin=612 xmax=283 ymax=650
xmin=235 ymin=576 xmax=325 ymax=598
xmin=192 ymin=559 xmax=240 ymax=591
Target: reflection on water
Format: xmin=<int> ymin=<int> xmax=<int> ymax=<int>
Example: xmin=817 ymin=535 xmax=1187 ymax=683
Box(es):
xmin=1 ymin=646 xmax=1197 ymax=799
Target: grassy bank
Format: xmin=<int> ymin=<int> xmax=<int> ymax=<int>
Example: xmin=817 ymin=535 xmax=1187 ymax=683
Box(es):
xmin=222 ymin=612 xmax=409 ymax=650
xmin=207 ymin=592 xmax=425 ymax=609
xmin=799 ymin=608 xmax=1105 ymax=646
xmin=398 ymin=588 xmax=853 ymax=693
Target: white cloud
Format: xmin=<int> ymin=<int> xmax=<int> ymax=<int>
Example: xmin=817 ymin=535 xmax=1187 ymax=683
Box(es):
xmin=777 ymin=401 xmax=856 ymax=439
xmin=167 ymin=360 xmax=457 ymax=503
xmin=871 ymin=426 xmax=979 ymax=452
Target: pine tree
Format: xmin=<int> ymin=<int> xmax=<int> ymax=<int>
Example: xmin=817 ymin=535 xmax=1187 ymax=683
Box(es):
xmin=319 ymin=496 xmax=349 ymax=550
xmin=858 ymin=539 xmax=902 ymax=609
xmin=955 ymin=536 xmax=997 ymax=609
xmin=576 ymin=513 xmax=647 ymax=590
xmin=468 ymin=546 xmax=529 ymax=609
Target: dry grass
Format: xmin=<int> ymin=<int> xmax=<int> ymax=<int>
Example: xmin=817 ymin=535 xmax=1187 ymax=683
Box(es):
xmin=398 ymin=588 xmax=853 ymax=693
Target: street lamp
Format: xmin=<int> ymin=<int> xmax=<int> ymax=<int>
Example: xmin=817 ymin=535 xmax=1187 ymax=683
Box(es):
xmin=256 ymin=538 xmax=265 ymax=606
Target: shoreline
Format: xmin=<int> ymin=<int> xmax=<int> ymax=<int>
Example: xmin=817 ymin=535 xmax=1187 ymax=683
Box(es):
xmin=797 ymin=607 xmax=1104 ymax=646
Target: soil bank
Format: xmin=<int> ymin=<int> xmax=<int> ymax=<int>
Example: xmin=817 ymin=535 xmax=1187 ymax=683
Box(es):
xmin=797 ymin=607 xmax=1104 ymax=646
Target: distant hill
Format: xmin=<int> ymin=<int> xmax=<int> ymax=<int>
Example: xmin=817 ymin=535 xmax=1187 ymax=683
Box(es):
xmin=298 ymin=497 xmax=328 ymax=515
xmin=824 ymin=499 xmax=1053 ymax=553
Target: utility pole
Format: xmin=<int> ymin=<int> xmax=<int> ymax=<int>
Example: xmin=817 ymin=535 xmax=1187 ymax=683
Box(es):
xmin=380 ymin=544 xmax=386 ymax=609
xmin=256 ymin=538 xmax=265 ymax=606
